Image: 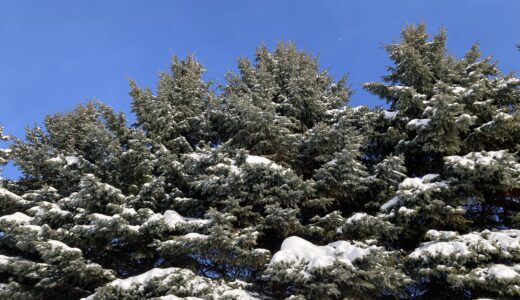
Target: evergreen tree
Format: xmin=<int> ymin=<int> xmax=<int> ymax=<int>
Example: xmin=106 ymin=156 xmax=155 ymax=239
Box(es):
xmin=0 ymin=24 xmax=519 ymax=300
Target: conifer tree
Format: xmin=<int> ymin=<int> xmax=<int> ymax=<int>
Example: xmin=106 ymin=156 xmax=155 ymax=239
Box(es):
xmin=0 ymin=24 xmax=519 ymax=300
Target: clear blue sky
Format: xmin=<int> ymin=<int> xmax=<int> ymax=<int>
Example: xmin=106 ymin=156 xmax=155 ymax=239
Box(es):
xmin=1 ymin=0 xmax=519 ymax=178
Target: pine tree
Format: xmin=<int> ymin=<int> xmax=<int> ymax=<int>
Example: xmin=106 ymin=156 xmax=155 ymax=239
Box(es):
xmin=363 ymin=24 xmax=520 ymax=298
xmin=1 ymin=24 xmax=519 ymax=300
xmin=131 ymin=55 xmax=212 ymax=151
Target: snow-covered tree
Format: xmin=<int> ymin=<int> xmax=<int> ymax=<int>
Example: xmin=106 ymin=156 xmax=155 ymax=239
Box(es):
xmin=1 ymin=24 xmax=519 ymax=300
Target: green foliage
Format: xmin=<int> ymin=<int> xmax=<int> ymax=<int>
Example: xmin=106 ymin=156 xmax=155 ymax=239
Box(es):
xmin=0 ymin=24 xmax=519 ymax=300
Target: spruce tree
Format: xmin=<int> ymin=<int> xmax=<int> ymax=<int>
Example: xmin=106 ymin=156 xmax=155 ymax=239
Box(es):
xmin=0 ymin=24 xmax=519 ymax=300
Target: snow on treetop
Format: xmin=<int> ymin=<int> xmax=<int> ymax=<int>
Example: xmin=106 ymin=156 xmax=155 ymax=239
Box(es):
xmin=382 ymin=110 xmax=399 ymax=119
xmin=399 ymin=174 xmax=447 ymax=190
xmin=409 ymin=229 xmax=520 ymax=262
xmin=387 ymin=85 xmax=409 ymax=91
xmin=475 ymin=264 xmax=520 ymax=280
xmin=351 ymin=105 xmax=367 ymax=112
xmin=87 ymin=266 xmax=260 ymax=299
xmin=0 ymin=212 xmax=33 ymax=225
xmin=448 ymin=86 xmax=468 ymax=95
xmin=455 ymin=113 xmax=477 ymax=124
xmin=495 ymin=111 xmax=513 ymax=120
xmin=27 ymin=202 xmax=71 ymax=218
xmin=142 ymin=210 xmax=210 ymax=230
xmin=46 ymin=240 xmax=82 ymax=255
xmin=18 ymin=224 xmax=43 ymax=234
xmin=269 ymin=236 xmax=379 ymax=270
xmin=495 ymin=76 xmax=520 ymax=89
xmin=158 ymin=296 xmax=203 ymax=300
xmin=487 ymin=230 xmax=520 ymax=251
xmin=184 ymin=152 xmax=210 ymax=161
xmin=121 ymin=207 xmax=137 ymax=217
xmin=0 ymin=254 xmax=15 ymax=265
xmin=472 ymin=99 xmax=493 ymax=106
xmin=220 ymin=289 xmax=260 ymax=300
xmin=0 ymin=187 xmax=25 ymax=203
xmin=445 ymin=150 xmax=517 ymax=171
xmin=89 ymin=213 xmax=115 ymax=222
xmin=381 ymin=197 xmax=400 ymax=211
xmin=345 ymin=212 xmax=369 ymax=224
xmin=109 ymin=267 xmax=178 ymax=290
xmin=406 ymin=118 xmax=431 ymax=130
xmin=426 ymin=230 xmax=458 ymax=240
xmin=164 ymin=210 xmax=210 ymax=229
xmin=397 ymin=206 xmax=416 ymax=216
xmin=245 ymin=155 xmax=282 ymax=169
xmin=65 ymin=155 xmax=79 ymax=166
xmin=45 ymin=155 xmax=66 ymax=166
xmin=380 ymin=174 xmax=448 ymax=211
xmin=45 ymin=155 xmax=80 ymax=167
xmin=476 ymin=112 xmax=514 ymax=132
xmin=182 ymin=232 xmax=209 ymax=240
xmin=163 ymin=210 xmax=185 ymax=227
xmin=209 ymin=163 xmax=240 ymax=175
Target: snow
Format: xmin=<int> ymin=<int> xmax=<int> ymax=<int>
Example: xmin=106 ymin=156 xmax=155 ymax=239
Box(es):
xmin=0 ymin=212 xmax=33 ymax=225
xmin=0 ymin=188 xmax=25 ymax=204
xmin=495 ymin=112 xmax=513 ymax=120
xmin=167 ymin=210 xmax=209 ymax=227
xmin=89 ymin=213 xmax=114 ymax=222
xmin=409 ymin=229 xmax=520 ymax=261
xmin=245 ymin=155 xmax=282 ymax=169
xmin=211 ymin=163 xmax=240 ymax=175
xmin=346 ymin=212 xmax=368 ymax=224
xmin=19 ymin=225 xmax=43 ymax=234
xmin=221 ymin=289 xmax=259 ymax=300
xmin=110 ymin=267 xmax=178 ymax=290
xmin=388 ymin=85 xmax=408 ymax=91
xmin=445 ymin=150 xmax=511 ymax=170
xmin=450 ymin=86 xmax=467 ymax=95
xmin=495 ymin=77 xmax=520 ymax=89
xmin=351 ymin=105 xmax=367 ymax=112
xmin=0 ymin=254 xmax=13 ymax=265
xmin=125 ymin=225 xmax=140 ymax=232
xmin=121 ymin=207 xmax=137 ymax=216
xmin=158 ymin=296 xmax=203 ymax=300
xmin=253 ymin=248 xmax=270 ymax=255
xmin=473 ymin=99 xmax=493 ymax=106
xmin=183 ymin=232 xmax=208 ymax=240
xmin=269 ymin=236 xmax=378 ymax=270
xmin=381 ymin=197 xmax=399 ymax=211
xmin=45 ymin=155 xmax=65 ymax=166
xmin=398 ymin=207 xmax=416 ymax=215
xmin=487 ymin=230 xmax=520 ymax=251
xmin=380 ymin=174 xmax=448 ymax=211
xmin=477 ymin=112 xmax=514 ymax=132
xmin=383 ymin=110 xmax=399 ymax=119
xmin=28 ymin=202 xmax=71 ymax=218
xmin=45 ymin=154 xmax=79 ymax=167
xmin=164 ymin=210 xmax=186 ymax=227
xmin=65 ymin=155 xmax=79 ymax=166
xmin=406 ymin=118 xmax=430 ymax=129
xmin=47 ymin=240 xmax=82 ymax=255
xmin=455 ymin=114 xmax=477 ymax=124
xmin=144 ymin=210 xmax=209 ymax=230
xmin=409 ymin=239 xmax=471 ymax=259
xmin=399 ymin=174 xmax=448 ymax=191
xmin=481 ymin=264 xmax=520 ymax=280
xmin=426 ymin=230 xmax=458 ymax=240
xmin=184 ymin=153 xmax=210 ymax=161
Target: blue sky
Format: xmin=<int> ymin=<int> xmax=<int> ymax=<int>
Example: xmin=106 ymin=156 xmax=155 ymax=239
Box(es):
xmin=1 ymin=0 xmax=519 ymax=178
